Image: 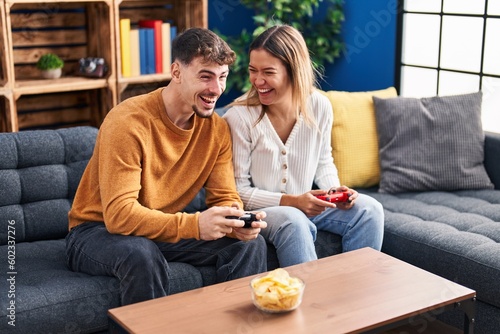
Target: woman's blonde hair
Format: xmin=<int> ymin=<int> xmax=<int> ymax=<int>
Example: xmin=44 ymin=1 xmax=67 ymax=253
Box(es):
xmin=231 ymin=24 xmax=320 ymax=125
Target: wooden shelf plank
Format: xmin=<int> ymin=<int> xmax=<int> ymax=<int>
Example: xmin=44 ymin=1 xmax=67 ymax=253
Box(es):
xmin=14 ymin=77 xmax=108 ymax=96
xmin=6 ymin=0 xmax=112 ymax=5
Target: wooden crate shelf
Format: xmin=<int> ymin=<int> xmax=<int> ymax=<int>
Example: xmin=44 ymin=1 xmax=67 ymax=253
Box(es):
xmin=6 ymin=1 xmax=115 ymax=80
xmin=15 ymin=90 xmax=107 ymax=130
xmin=2 ymin=0 xmax=116 ymax=131
xmin=0 ymin=0 xmax=207 ymax=132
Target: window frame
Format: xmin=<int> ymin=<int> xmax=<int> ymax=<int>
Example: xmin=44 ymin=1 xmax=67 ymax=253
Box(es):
xmin=395 ymin=0 xmax=500 ymax=95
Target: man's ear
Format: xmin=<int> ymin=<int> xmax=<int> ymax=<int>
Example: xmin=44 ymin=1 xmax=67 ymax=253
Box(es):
xmin=170 ymin=62 xmax=181 ymax=82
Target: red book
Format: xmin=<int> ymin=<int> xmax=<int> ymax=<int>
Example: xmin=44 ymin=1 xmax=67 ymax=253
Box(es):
xmin=138 ymin=20 xmax=163 ymax=73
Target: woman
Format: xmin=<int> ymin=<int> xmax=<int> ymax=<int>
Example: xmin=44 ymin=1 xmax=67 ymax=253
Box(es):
xmin=223 ymin=25 xmax=384 ymax=267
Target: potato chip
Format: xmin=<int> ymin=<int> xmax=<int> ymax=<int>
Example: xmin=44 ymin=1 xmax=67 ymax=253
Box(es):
xmin=250 ymin=268 xmax=305 ymax=313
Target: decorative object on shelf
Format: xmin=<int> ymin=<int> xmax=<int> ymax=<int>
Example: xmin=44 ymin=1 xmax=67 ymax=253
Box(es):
xmin=36 ymin=53 xmax=64 ymax=79
xmin=78 ymin=57 xmax=108 ymax=78
xmin=217 ymin=0 xmax=345 ymax=95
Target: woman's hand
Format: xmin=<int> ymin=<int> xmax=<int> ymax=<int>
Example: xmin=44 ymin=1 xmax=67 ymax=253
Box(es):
xmin=280 ymin=186 xmax=358 ymax=217
xmin=281 ymin=191 xmax=335 ymax=217
xmin=328 ymin=186 xmax=357 ymax=210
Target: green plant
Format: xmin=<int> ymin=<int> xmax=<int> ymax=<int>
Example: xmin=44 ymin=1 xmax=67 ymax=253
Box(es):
xmin=218 ymin=0 xmax=345 ymax=94
xmin=36 ymin=53 xmax=64 ymax=70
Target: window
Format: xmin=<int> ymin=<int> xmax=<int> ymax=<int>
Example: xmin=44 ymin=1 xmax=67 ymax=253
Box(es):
xmin=397 ymin=0 xmax=500 ymax=133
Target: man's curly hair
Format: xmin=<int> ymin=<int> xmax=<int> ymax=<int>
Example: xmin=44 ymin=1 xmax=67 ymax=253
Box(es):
xmin=172 ymin=27 xmax=236 ymax=66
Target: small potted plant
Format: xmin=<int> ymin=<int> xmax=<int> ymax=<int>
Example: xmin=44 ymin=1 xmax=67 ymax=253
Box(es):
xmin=36 ymin=53 xmax=64 ymax=79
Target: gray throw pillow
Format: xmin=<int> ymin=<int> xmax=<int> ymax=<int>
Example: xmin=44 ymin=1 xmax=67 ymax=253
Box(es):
xmin=373 ymin=92 xmax=494 ymax=193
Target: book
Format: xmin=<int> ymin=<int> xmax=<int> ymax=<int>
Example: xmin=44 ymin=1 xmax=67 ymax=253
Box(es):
xmin=138 ymin=28 xmax=148 ymax=75
xmin=170 ymin=26 xmax=177 ymax=69
xmin=129 ymin=28 xmax=140 ymax=77
xmin=170 ymin=25 xmax=177 ymax=44
xmin=119 ymin=18 xmax=131 ymax=77
xmin=138 ymin=20 xmax=162 ymax=74
xmin=161 ymin=22 xmax=171 ymax=74
xmin=144 ymin=28 xmax=155 ymax=74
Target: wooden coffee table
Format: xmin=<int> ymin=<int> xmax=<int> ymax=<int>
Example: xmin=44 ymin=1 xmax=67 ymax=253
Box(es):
xmin=108 ymin=248 xmax=475 ymax=333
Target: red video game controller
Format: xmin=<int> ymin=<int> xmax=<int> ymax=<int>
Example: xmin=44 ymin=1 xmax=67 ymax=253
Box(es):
xmin=315 ymin=192 xmax=351 ymax=203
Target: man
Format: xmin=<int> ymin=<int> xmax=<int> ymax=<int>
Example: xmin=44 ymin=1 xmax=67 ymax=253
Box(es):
xmin=66 ymin=28 xmax=268 ymax=305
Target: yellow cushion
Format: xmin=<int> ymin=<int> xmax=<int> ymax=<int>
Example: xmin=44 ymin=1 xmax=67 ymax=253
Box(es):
xmin=320 ymin=87 xmax=398 ymax=188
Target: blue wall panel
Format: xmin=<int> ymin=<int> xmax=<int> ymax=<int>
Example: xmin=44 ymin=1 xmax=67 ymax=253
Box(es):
xmin=208 ymin=0 xmax=398 ymax=104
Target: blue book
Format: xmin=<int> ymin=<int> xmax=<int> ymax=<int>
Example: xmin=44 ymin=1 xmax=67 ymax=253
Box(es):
xmin=170 ymin=26 xmax=177 ymax=62
xmin=170 ymin=26 xmax=177 ymax=43
xmin=144 ymin=28 xmax=156 ymax=74
xmin=139 ymin=28 xmax=148 ymax=75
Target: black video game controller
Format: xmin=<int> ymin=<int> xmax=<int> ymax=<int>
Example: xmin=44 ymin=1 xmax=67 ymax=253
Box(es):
xmin=226 ymin=213 xmax=259 ymax=228
xmin=315 ymin=192 xmax=351 ymax=203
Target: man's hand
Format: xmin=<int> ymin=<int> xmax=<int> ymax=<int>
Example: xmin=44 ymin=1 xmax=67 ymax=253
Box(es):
xmin=229 ymin=210 xmax=267 ymax=241
xmin=198 ymin=205 xmax=267 ymax=241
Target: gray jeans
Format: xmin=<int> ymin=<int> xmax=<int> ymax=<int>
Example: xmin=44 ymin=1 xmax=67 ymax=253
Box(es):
xmin=66 ymin=222 xmax=267 ymax=305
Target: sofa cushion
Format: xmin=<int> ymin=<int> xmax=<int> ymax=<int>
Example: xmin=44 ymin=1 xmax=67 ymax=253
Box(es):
xmin=0 ymin=239 xmax=213 ymax=333
xmin=373 ymin=92 xmax=494 ymax=193
xmin=0 ymin=126 xmax=98 ymax=244
xmin=0 ymin=239 xmax=119 ymax=333
xmin=360 ymin=188 xmax=500 ymax=309
xmin=320 ymin=87 xmax=398 ymax=189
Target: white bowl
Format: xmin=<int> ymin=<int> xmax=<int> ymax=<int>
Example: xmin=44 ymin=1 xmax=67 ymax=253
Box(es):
xmin=250 ymin=274 xmax=305 ymax=313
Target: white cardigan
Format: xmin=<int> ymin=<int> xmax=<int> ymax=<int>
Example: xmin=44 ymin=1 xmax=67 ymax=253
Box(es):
xmin=223 ymin=90 xmax=340 ymax=210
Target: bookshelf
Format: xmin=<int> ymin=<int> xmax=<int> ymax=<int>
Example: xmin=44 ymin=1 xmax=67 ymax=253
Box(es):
xmin=114 ymin=0 xmax=207 ymax=103
xmin=0 ymin=0 xmax=208 ymax=132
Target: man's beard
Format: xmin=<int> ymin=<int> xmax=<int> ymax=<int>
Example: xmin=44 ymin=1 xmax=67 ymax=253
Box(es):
xmin=192 ymin=105 xmax=214 ymax=119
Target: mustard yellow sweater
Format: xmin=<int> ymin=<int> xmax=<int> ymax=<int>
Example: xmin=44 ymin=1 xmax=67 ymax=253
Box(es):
xmin=68 ymin=88 xmax=242 ymax=242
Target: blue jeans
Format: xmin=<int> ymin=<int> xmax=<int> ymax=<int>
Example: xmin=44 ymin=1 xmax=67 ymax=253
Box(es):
xmin=66 ymin=222 xmax=267 ymax=305
xmin=260 ymin=194 xmax=384 ymax=267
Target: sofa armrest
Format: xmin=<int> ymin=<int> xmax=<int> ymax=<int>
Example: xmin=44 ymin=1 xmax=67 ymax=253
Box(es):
xmin=484 ymin=131 xmax=500 ymax=190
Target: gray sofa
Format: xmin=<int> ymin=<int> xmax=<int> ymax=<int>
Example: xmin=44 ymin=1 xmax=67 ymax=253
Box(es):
xmin=0 ymin=126 xmax=499 ymax=333
xmin=360 ymin=132 xmax=500 ymax=333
